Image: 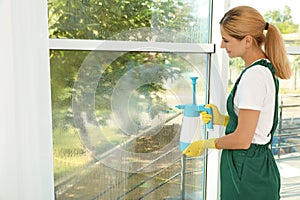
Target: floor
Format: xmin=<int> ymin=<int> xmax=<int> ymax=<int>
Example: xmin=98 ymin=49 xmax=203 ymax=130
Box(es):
xmin=278 ymin=155 xmax=300 ymax=199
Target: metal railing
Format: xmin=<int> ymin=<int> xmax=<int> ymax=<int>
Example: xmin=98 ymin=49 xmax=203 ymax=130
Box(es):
xmin=273 ymin=95 xmax=300 ymax=159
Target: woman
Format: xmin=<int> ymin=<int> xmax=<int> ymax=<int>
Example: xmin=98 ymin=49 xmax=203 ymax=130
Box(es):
xmin=183 ymin=6 xmax=292 ymax=200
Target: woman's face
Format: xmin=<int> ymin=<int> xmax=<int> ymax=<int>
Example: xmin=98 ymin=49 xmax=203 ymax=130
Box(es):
xmin=220 ymin=26 xmax=246 ymax=58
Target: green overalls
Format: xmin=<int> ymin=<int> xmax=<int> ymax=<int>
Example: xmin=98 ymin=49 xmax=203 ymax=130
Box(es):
xmin=220 ymin=59 xmax=281 ymax=200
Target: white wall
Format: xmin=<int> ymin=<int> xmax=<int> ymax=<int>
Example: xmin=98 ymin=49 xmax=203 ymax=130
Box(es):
xmin=0 ymin=0 xmax=54 ymax=199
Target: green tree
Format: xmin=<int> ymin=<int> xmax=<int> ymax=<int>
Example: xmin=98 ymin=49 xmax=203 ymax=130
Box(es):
xmin=48 ymin=0 xmax=203 ymax=40
xmin=48 ymin=0 xmax=206 ymax=129
xmin=264 ymin=5 xmax=298 ymax=33
xmin=48 ymin=0 xmax=210 ymax=176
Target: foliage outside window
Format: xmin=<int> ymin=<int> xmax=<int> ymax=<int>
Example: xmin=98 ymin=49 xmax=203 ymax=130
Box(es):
xmin=49 ymin=1 xmax=211 ymax=199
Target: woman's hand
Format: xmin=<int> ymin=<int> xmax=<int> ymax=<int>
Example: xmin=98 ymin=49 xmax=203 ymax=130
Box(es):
xmin=183 ymin=138 xmax=217 ymax=157
xmin=201 ymin=104 xmax=229 ymax=126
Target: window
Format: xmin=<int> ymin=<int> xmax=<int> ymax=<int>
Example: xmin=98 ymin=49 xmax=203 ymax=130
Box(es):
xmin=49 ymin=0 xmax=215 ymax=199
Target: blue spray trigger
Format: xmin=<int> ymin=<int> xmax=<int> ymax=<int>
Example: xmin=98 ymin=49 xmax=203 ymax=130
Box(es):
xmin=197 ymin=105 xmax=213 ymax=129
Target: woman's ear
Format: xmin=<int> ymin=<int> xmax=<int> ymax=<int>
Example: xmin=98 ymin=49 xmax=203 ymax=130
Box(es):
xmin=244 ymin=35 xmax=253 ymax=48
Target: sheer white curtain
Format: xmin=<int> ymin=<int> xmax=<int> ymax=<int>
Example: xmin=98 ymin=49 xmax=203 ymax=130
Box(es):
xmin=0 ymin=0 xmax=54 ymax=199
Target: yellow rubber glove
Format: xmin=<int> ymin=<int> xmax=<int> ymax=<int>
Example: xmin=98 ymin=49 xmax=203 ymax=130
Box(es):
xmin=182 ymin=138 xmax=217 ymax=157
xmin=201 ymin=104 xmax=229 ymax=126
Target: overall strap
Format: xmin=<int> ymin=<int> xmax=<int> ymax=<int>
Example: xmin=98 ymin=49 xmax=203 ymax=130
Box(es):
xmin=225 ymin=59 xmax=279 ymax=145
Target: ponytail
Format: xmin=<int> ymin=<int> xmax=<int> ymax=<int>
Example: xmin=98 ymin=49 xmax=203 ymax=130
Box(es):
xmin=265 ymin=24 xmax=292 ymax=79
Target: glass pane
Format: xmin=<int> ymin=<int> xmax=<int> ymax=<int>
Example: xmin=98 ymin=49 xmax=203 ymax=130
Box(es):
xmin=48 ymin=0 xmax=210 ymax=43
xmin=51 ymin=49 xmax=209 ymax=199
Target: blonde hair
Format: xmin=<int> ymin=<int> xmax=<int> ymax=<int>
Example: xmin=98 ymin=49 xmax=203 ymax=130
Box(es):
xmin=220 ymin=6 xmax=291 ymax=79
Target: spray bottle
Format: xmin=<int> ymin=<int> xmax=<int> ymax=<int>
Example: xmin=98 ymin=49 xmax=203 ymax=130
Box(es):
xmin=176 ymin=77 xmax=213 ymax=151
